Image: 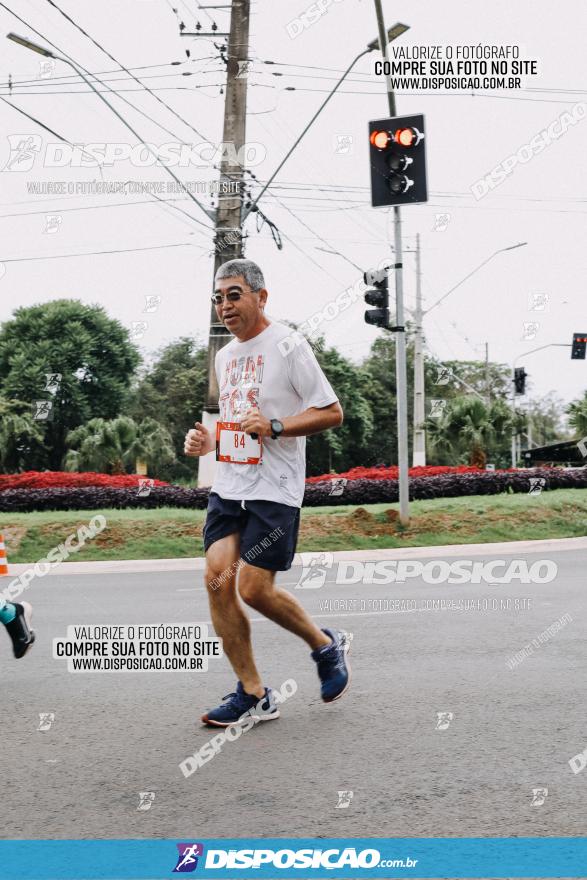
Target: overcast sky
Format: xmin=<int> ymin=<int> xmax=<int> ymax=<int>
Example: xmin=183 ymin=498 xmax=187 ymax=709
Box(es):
xmin=0 ymin=0 xmax=586 ymax=411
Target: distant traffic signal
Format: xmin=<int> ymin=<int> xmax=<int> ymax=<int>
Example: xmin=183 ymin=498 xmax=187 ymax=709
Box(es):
xmin=514 ymin=367 xmax=527 ymax=394
xmin=571 ymin=332 xmax=587 ymax=360
xmin=363 ymin=267 xmax=389 ymax=329
xmin=368 ymin=114 xmax=428 ymax=208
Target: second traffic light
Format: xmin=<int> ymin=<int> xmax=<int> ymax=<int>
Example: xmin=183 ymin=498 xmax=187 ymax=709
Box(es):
xmin=571 ymin=332 xmax=587 ymax=360
xmin=514 ymin=367 xmax=527 ymax=394
xmin=364 ymin=268 xmax=390 ymax=329
xmin=368 ymin=113 xmax=428 ymax=208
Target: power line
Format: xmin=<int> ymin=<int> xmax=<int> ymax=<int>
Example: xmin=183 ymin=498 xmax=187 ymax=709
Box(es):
xmin=0 ymin=241 xmax=205 ymax=264
xmin=44 ymin=0 xmax=213 ymax=142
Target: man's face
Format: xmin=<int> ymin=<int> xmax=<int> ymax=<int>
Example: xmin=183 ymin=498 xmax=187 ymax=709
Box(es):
xmin=213 ymin=274 xmax=267 ymax=338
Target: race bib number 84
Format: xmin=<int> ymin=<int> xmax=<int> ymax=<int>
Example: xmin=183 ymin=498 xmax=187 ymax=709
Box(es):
xmin=216 ymin=421 xmax=262 ymax=465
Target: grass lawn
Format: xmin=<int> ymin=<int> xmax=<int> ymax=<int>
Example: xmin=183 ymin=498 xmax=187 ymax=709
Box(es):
xmin=2 ymin=488 xmax=587 ymax=564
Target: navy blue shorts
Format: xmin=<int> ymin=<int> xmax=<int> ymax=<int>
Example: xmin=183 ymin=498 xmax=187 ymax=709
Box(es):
xmin=203 ymin=492 xmax=301 ymax=572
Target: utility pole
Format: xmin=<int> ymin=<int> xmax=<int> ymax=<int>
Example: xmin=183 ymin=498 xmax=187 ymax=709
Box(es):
xmin=373 ymin=0 xmax=410 ymax=524
xmin=413 ymin=233 xmax=425 ymax=466
xmin=198 ymin=0 xmax=250 ymax=488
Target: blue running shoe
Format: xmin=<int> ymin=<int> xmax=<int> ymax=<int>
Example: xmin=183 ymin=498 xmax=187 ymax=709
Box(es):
xmin=311 ymin=628 xmax=351 ymax=703
xmin=201 ymin=681 xmax=280 ymax=727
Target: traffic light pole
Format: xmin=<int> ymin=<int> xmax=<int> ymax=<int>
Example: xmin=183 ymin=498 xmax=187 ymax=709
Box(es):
xmin=373 ymin=0 xmax=410 ymax=524
xmin=413 ymin=233 xmax=426 ymax=466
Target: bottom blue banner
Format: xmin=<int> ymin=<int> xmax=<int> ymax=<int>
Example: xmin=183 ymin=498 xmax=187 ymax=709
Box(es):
xmin=0 ymin=838 xmax=585 ymax=879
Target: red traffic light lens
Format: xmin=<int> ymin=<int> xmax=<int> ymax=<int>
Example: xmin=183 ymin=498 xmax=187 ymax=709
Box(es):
xmin=395 ymin=127 xmax=417 ymax=147
xmin=370 ymin=130 xmax=391 ymax=150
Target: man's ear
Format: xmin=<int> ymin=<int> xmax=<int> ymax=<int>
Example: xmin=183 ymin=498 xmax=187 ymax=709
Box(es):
xmin=258 ymin=288 xmax=268 ymax=309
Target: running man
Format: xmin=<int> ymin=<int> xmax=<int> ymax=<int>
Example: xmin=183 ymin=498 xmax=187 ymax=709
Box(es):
xmin=0 ymin=599 xmax=35 ymax=658
xmin=184 ymin=258 xmax=350 ymax=726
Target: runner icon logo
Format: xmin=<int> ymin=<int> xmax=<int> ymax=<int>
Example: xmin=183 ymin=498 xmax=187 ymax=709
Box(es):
xmin=173 ymin=843 xmax=204 ymax=873
xmin=295 ymin=552 xmax=334 ymax=589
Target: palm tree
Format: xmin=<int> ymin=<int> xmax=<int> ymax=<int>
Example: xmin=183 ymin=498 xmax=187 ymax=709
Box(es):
xmin=567 ymin=394 xmax=587 ymax=436
xmin=64 ymin=416 xmax=137 ymax=473
xmin=126 ymin=417 xmax=176 ymax=475
xmin=426 ymin=397 xmax=513 ymax=466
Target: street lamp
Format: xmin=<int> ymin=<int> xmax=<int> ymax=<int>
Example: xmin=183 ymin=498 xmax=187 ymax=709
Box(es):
xmin=6 ymin=32 xmax=215 ymax=222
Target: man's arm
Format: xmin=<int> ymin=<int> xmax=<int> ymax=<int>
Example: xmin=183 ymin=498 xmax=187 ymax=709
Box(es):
xmin=240 ymin=401 xmax=343 ymax=439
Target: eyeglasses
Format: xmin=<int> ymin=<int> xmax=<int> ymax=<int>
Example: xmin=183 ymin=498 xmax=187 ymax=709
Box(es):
xmin=211 ymin=291 xmax=243 ymax=305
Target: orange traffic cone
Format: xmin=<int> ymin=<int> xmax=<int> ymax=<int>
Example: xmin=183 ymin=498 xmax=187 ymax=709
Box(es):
xmin=0 ymin=532 xmax=8 ymax=575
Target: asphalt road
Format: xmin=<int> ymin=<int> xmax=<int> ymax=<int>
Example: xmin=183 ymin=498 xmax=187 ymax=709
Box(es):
xmin=2 ymin=545 xmax=585 ymax=841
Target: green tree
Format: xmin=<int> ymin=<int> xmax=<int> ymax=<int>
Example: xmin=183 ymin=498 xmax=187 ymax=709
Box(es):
xmin=307 ymin=339 xmax=374 ymax=475
xmin=128 ymin=337 xmax=207 ymax=479
xmin=0 ymin=397 xmax=45 ymax=473
xmin=0 ymin=300 xmax=140 ymax=469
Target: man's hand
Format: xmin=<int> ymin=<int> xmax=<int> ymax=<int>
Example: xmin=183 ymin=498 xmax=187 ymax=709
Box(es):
xmin=240 ymin=407 xmax=272 ymax=438
xmin=184 ymin=422 xmax=214 ymax=457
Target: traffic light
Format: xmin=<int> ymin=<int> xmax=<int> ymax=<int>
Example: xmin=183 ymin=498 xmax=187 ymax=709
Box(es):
xmin=571 ymin=332 xmax=587 ymax=360
xmin=363 ymin=267 xmax=389 ymax=329
xmin=368 ymin=114 xmax=428 ymax=207
xmin=514 ymin=367 xmax=527 ymax=395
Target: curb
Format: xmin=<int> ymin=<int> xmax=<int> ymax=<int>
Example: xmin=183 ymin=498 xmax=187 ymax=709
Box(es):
xmin=4 ymin=536 xmax=586 ymax=577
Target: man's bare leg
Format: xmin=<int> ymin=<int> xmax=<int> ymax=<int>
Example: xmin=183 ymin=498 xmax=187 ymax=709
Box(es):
xmin=204 ymin=534 xmax=265 ymax=698
xmin=237 ymin=563 xmax=331 ymax=651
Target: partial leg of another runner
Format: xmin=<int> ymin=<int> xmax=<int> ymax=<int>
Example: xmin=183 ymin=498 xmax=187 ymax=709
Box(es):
xmin=0 ymin=599 xmax=35 ymax=658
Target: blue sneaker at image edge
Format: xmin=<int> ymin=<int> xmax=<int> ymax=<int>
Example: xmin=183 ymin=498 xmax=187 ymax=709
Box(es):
xmin=201 ymin=681 xmax=280 ymax=727
xmin=311 ymin=627 xmax=351 ymax=703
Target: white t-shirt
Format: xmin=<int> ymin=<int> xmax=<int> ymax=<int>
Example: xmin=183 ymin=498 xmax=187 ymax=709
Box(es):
xmin=211 ymin=321 xmax=338 ymax=508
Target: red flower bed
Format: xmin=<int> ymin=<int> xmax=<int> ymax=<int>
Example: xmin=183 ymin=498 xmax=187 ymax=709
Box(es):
xmin=0 ymin=471 xmax=169 ymax=491
xmin=306 ymin=465 xmax=484 ymax=483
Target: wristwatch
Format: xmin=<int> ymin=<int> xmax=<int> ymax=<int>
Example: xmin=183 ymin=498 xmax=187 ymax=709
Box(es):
xmin=270 ymin=419 xmax=284 ymax=440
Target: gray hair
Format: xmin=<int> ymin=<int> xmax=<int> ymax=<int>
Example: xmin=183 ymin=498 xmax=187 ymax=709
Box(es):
xmin=215 ymin=258 xmax=265 ymax=292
